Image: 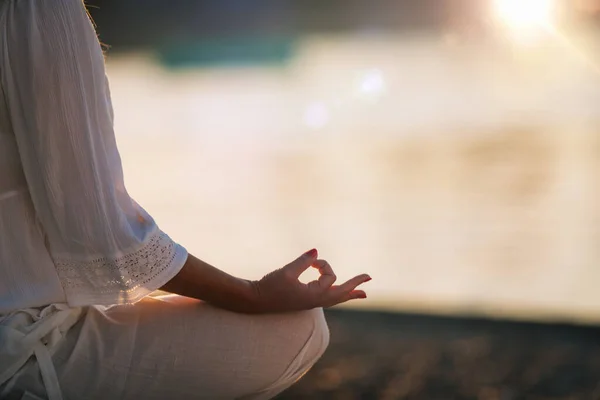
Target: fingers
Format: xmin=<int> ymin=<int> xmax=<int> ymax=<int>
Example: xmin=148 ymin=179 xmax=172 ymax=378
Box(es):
xmin=284 ymin=250 xmax=370 ymax=308
xmin=347 ymin=289 xmax=367 ymax=300
xmin=335 ymin=274 xmax=371 ymax=294
xmin=312 ymin=259 xmax=337 ymax=289
xmin=324 ymin=274 xmax=371 ymax=306
xmin=283 ymin=248 xmax=318 ymax=278
xmin=335 ymin=290 xmax=367 ymax=306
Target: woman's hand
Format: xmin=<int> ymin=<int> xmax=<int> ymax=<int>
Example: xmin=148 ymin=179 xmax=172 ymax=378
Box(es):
xmin=250 ymin=249 xmax=371 ymax=313
xmin=161 ymin=249 xmax=369 ymax=314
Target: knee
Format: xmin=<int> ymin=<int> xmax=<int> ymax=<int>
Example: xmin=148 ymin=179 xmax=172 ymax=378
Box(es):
xmin=294 ymin=307 xmax=330 ymax=366
xmin=275 ymin=307 xmax=330 ymax=370
xmin=242 ymin=308 xmax=330 ymax=399
xmin=307 ymin=307 xmax=330 ymax=357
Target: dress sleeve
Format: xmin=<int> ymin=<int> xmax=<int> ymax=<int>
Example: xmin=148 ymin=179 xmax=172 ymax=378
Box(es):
xmin=0 ymin=0 xmax=188 ymax=306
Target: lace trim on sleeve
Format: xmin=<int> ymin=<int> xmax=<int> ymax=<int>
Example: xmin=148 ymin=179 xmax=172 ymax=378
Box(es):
xmin=53 ymin=229 xmax=186 ymax=305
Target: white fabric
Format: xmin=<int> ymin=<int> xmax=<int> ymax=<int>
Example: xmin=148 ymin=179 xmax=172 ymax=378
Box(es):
xmin=0 ymin=1 xmax=330 ymax=399
xmin=0 ymin=304 xmax=83 ymax=400
xmin=0 ymin=297 xmax=330 ymax=400
xmin=0 ymin=1 xmax=331 ymax=398
xmin=0 ymin=0 xmax=188 ymax=314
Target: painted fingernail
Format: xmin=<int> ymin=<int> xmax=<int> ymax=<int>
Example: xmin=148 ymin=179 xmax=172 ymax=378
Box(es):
xmin=365 ymin=277 xmax=372 ymax=282
xmin=305 ymin=248 xmax=318 ymax=257
xmin=358 ymin=294 xmax=367 ymax=299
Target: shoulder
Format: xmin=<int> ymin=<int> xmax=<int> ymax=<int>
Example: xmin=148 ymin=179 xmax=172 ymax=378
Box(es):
xmin=1 ymin=0 xmax=89 ymax=24
xmin=1 ymin=0 xmax=96 ymax=49
xmin=0 ymin=0 xmax=102 ymax=84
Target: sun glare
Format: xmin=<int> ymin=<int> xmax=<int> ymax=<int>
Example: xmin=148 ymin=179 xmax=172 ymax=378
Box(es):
xmin=494 ymin=0 xmax=555 ymax=38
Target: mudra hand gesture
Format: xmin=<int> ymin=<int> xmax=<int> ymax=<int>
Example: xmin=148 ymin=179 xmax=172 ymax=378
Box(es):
xmin=252 ymin=249 xmax=371 ymax=313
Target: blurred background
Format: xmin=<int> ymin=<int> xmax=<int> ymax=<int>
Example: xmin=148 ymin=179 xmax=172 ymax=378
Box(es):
xmin=87 ymin=1 xmax=600 ymax=398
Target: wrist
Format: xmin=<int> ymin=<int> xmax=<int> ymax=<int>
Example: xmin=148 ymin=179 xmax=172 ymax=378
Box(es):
xmin=236 ymin=278 xmax=263 ymax=313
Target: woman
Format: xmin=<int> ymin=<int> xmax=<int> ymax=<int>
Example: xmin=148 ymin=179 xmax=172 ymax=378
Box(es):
xmin=0 ymin=0 xmax=371 ymax=399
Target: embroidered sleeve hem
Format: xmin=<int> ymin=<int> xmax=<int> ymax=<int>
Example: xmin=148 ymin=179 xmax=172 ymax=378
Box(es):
xmin=55 ymin=230 xmax=188 ymax=307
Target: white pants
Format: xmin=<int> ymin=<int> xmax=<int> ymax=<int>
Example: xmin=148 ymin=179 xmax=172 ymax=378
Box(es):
xmin=0 ymin=295 xmax=330 ymax=400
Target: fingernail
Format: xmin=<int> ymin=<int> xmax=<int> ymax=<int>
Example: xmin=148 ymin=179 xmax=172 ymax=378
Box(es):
xmin=365 ymin=277 xmax=372 ymax=282
xmin=305 ymin=248 xmax=318 ymax=257
xmin=358 ymin=294 xmax=367 ymax=299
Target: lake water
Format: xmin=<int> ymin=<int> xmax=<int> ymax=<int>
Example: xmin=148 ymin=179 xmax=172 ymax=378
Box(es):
xmin=106 ymin=33 xmax=600 ymax=324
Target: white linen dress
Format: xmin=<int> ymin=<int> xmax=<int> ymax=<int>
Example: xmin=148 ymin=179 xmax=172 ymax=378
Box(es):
xmin=0 ymin=1 xmax=329 ymax=399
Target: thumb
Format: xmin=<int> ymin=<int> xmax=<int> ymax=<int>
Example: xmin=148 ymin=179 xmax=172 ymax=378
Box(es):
xmin=284 ymin=248 xmax=318 ymax=277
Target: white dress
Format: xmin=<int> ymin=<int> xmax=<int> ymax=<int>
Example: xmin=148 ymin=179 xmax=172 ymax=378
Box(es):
xmin=0 ymin=0 xmax=188 ymax=313
xmin=0 ymin=1 xmax=328 ymax=399
xmin=0 ymin=0 xmax=188 ymax=395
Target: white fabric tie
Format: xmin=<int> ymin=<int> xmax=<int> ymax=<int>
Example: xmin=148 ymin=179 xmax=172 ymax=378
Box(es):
xmin=0 ymin=304 xmax=82 ymax=400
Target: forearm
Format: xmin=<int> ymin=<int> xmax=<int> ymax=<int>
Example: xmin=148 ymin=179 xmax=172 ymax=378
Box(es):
xmin=160 ymin=253 xmax=260 ymax=313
